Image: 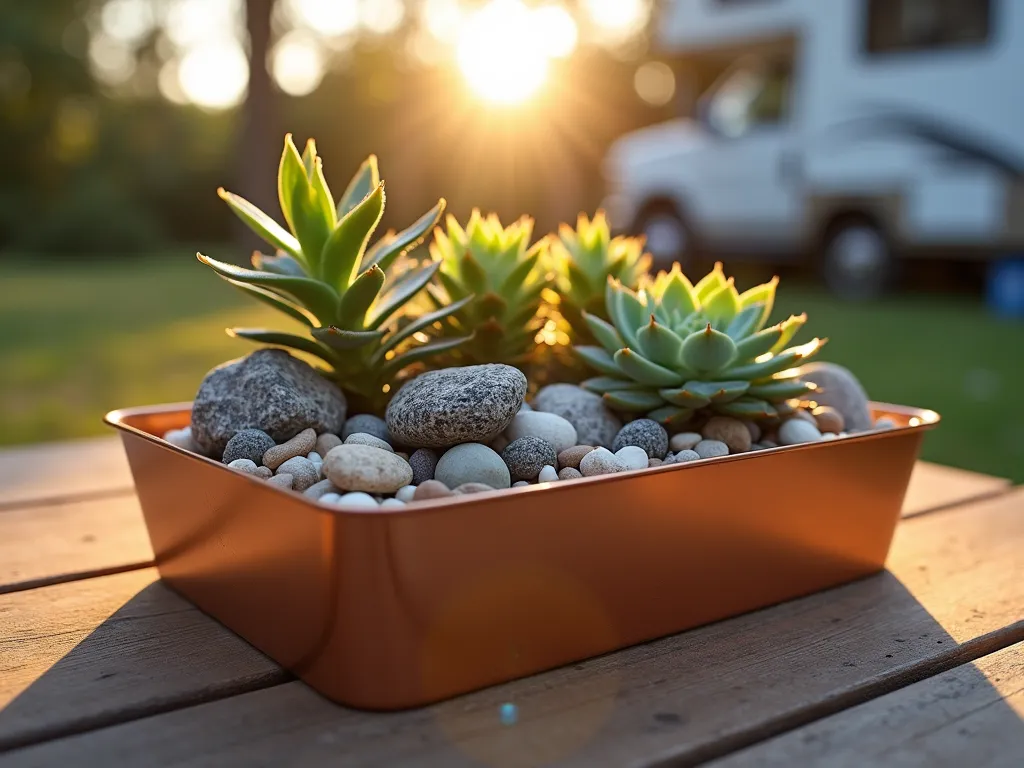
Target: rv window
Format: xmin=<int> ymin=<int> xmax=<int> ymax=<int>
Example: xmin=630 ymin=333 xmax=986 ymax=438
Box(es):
xmin=705 ymin=59 xmax=792 ymax=138
xmin=865 ymin=0 xmax=991 ymax=54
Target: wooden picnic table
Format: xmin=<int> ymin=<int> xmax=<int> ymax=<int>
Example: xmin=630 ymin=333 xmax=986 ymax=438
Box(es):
xmin=0 ymin=437 xmax=1021 ymax=767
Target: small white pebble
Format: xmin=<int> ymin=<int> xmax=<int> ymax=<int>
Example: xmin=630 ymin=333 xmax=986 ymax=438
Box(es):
xmin=380 ymin=498 xmax=407 ymax=509
xmin=512 ymin=480 xmax=530 ymax=488
xmin=228 ymin=458 xmax=259 ymax=474
xmin=307 ymin=451 xmax=322 ymax=463
xmin=615 ymin=445 xmax=649 ymax=471
xmin=319 ymin=492 xmax=342 ymax=505
xmin=395 ymin=485 xmax=417 ymax=502
xmin=163 ymin=426 xmax=197 ymax=452
xmin=537 ymin=465 xmax=558 ymax=483
xmin=336 ymin=492 xmax=379 ymax=508
xmin=822 ymin=432 xmax=839 ymax=440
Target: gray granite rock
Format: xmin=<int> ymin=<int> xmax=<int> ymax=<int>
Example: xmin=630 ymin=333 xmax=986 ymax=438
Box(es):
xmin=501 ymin=436 xmax=558 ymax=482
xmin=342 ymin=414 xmax=391 ymax=444
xmin=222 ymin=429 xmax=276 ymax=466
xmin=191 ymin=349 xmax=347 ymax=456
xmin=532 ymin=384 xmax=621 ymax=448
xmin=435 ymin=443 xmax=511 ymax=490
xmin=276 ymin=456 xmax=320 ymax=492
xmin=612 ymin=419 xmax=669 ymax=459
xmin=385 ymin=364 xmax=527 ymax=448
xmin=408 ymin=448 xmax=439 ymax=485
xmin=694 ymin=440 xmax=729 ymax=459
xmin=797 ymin=362 xmax=872 ymax=433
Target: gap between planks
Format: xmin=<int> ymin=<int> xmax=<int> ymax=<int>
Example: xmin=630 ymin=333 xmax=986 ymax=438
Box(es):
xmin=0 ymin=488 xmax=1021 ymax=766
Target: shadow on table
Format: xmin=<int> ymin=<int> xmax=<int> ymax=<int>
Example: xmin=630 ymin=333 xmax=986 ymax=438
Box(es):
xmin=1 ymin=569 xmax=1022 ymax=767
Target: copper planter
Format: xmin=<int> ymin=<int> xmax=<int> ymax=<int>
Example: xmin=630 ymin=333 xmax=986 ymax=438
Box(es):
xmin=106 ymin=401 xmax=938 ymax=710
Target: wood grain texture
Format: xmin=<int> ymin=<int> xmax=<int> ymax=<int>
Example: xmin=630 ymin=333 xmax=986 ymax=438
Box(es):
xmin=0 ymin=569 xmax=288 ymax=752
xmin=0 ymin=438 xmax=132 ymax=508
xmin=0 ymin=496 xmax=153 ymax=594
xmin=903 ymin=461 xmax=1012 ymax=517
xmin=3 ymin=490 xmax=1021 ymax=768
xmin=711 ymin=642 xmax=1024 ymax=768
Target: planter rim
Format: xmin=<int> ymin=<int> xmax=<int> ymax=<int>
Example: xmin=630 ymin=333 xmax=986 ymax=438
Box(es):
xmin=104 ymin=400 xmax=940 ymax=517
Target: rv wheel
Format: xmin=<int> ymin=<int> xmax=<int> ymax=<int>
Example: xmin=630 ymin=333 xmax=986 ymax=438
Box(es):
xmin=635 ymin=203 xmax=695 ymax=273
xmin=821 ymin=217 xmax=894 ymax=300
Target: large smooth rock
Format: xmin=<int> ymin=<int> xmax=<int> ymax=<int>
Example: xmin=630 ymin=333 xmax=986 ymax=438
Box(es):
xmin=504 ymin=411 xmax=578 ymax=454
xmin=435 ymin=443 xmax=511 ymax=490
xmin=798 ymin=362 xmax=872 ymax=433
xmin=191 ymin=350 xmax=346 ymax=456
xmin=385 ymin=364 xmax=527 ymax=449
xmin=532 ymin=384 xmax=621 ymax=448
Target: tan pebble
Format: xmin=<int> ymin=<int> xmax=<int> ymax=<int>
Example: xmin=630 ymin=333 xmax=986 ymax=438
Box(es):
xmin=669 ymin=432 xmax=702 ymax=453
xmin=344 ymin=432 xmax=394 ymax=452
xmin=453 ymin=483 xmax=495 ymax=495
xmin=303 ymin=478 xmax=339 ymax=499
xmin=701 ymin=416 xmax=751 ymax=453
xmin=323 ymin=444 xmax=413 ymax=493
xmin=812 ymin=406 xmax=845 ymax=434
xmin=413 ymin=480 xmax=453 ymax=501
xmin=557 ymin=445 xmax=595 ymax=470
xmin=490 ymin=434 xmax=510 ymax=453
xmin=315 ymin=433 xmax=342 ymax=456
xmin=557 ymin=467 xmax=583 ymax=481
xmin=790 ymin=409 xmax=817 ymax=425
xmin=395 ymin=451 xmax=409 ymax=462
xmin=648 ymin=458 xmax=663 ymax=467
xmin=254 ymin=466 xmax=273 ymax=479
xmin=263 ymin=428 xmax=316 ymax=469
xmin=267 ymin=473 xmax=293 ymax=489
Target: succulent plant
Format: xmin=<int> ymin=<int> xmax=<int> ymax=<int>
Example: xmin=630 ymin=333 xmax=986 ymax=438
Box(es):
xmin=428 ymin=209 xmax=550 ymax=365
xmin=575 ymin=263 xmax=826 ymax=429
xmin=197 ymin=135 xmax=472 ymax=415
xmin=552 ymin=211 xmax=651 ymax=342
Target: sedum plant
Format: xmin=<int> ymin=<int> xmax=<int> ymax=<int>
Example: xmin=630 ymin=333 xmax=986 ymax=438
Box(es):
xmin=428 ymin=209 xmax=550 ymax=366
xmin=552 ymin=211 xmax=651 ymax=343
xmin=576 ymin=263 xmax=826 ymax=429
xmin=197 ymin=135 xmax=472 ymax=415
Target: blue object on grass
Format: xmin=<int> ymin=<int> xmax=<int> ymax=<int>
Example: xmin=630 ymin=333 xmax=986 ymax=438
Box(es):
xmin=986 ymin=257 xmax=1024 ymax=319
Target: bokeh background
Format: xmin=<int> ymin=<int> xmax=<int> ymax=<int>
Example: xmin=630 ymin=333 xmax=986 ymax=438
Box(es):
xmin=1 ymin=0 xmax=1022 ymax=481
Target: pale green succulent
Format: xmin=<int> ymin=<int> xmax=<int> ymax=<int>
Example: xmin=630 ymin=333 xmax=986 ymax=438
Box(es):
xmin=576 ymin=263 xmax=826 ymax=429
xmin=428 ymin=209 xmax=550 ymax=366
xmin=197 ymin=135 xmax=471 ymax=415
xmin=552 ymin=210 xmax=651 ymax=343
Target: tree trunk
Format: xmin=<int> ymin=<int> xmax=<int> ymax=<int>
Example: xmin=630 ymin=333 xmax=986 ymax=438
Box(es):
xmin=236 ymin=0 xmax=277 ymax=256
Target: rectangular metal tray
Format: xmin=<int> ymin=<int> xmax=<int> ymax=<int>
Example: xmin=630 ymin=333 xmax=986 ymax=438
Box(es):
xmin=106 ymin=401 xmax=938 ymax=710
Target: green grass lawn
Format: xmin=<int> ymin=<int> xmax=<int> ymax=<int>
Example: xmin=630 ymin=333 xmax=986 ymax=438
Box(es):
xmin=2 ymin=255 xmax=1022 ymax=481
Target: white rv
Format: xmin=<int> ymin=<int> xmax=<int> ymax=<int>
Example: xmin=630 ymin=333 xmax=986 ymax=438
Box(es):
xmin=602 ymin=0 xmax=1024 ymax=297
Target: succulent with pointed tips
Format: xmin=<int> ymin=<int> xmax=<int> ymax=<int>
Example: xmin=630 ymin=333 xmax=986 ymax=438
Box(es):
xmin=197 ymin=135 xmax=471 ymax=415
xmin=552 ymin=210 xmax=651 ymax=343
xmin=575 ymin=262 xmax=826 ymax=429
xmin=428 ymin=209 xmax=550 ymax=365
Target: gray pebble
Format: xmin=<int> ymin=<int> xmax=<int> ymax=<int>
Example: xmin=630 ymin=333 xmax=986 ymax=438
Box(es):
xmin=694 ymin=440 xmax=729 ymax=459
xmin=504 ymin=411 xmax=578 ymax=454
xmin=227 ymin=458 xmax=260 ymax=475
xmin=277 ymin=456 xmax=319 ymax=492
xmin=380 ymin=498 xmax=406 ymax=509
xmin=672 ymin=450 xmax=701 ymax=463
xmin=307 ymin=451 xmax=322 ymax=463
xmin=263 ymin=428 xmax=316 ymax=470
xmin=874 ymin=417 xmax=897 ymax=430
xmin=512 ymin=480 xmax=531 ymax=488
xmin=743 ymin=421 xmax=762 ymax=443
xmin=532 ymin=384 xmax=621 ymax=448
xmin=558 ymin=467 xmax=583 ymax=481
xmin=163 ymin=426 xmax=198 ymax=453
xmin=342 ymin=414 xmax=392 ymax=444
xmin=395 ymin=485 xmax=417 ymax=502
xmin=435 ymin=443 xmax=511 ymax=490
xmin=579 ymin=447 xmax=629 ymax=477
xmin=303 ymin=479 xmax=340 ymax=499
xmin=267 ymin=473 xmax=294 ymax=489
xmin=345 ymin=432 xmax=394 ymax=452
xmin=315 ymin=433 xmax=342 ymax=456
xmin=222 ymin=429 xmax=277 ymax=465
xmin=254 ymin=466 xmax=273 ymax=479
xmin=408 ymin=448 xmax=439 ymax=485
xmin=502 ymin=436 xmax=558 ymax=481
xmin=519 ymin=402 xmax=533 ymax=412
xmin=797 ymin=361 xmax=872 ymax=432
xmin=778 ymin=419 xmax=823 ymax=446
xmin=613 ymin=419 xmax=669 ymax=459
xmin=648 ymin=458 xmax=663 ymax=467
xmin=319 ymin=492 xmax=342 ymax=505
xmin=336 ymin=492 xmax=379 ymax=508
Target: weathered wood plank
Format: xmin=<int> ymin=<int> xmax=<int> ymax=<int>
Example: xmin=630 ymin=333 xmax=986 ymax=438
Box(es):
xmin=0 ymin=569 xmax=288 ymax=752
xmin=903 ymin=461 xmax=1012 ymax=518
xmin=3 ymin=490 xmax=1021 ymax=767
xmin=0 ymin=438 xmax=132 ymax=508
xmin=711 ymin=642 xmax=1024 ymax=768
xmin=0 ymin=496 xmax=153 ymax=594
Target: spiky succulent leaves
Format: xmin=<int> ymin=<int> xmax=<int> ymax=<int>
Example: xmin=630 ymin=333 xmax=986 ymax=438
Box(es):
xmin=199 ymin=137 xmax=470 ymax=414
xmin=576 ymin=264 xmax=824 ymax=427
xmin=553 ymin=211 xmax=651 ymax=343
xmin=430 ymin=210 xmax=550 ymax=365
